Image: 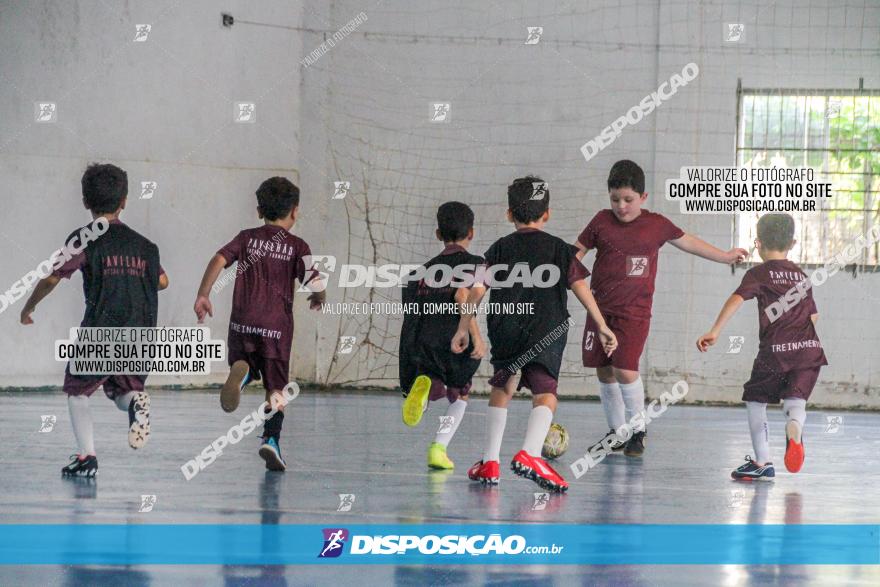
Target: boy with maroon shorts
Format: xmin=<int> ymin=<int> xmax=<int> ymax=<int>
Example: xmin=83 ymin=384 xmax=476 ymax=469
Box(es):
xmin=576 ymin=160 xmax=747 ymax=457
xmin=698 ymin=213 xmax=827 ymax=480
xmin=452 ymin=176 xmax=617 ymax=493
xmin=21 ymin=163 xmax=168 ymax=477
xmin=399 ymin=202 xmax=486 ymax=471
xmin=194 ymin=177 xmax=325 ymax=471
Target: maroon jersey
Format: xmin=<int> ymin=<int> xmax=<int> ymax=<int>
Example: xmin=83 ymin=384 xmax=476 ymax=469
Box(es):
xmin=577 ymin=209 xmax=684 ymax=319
xmin=217 ymin=225 xmax=312 ymax=360
xmin=734 ymin=259 xmax=828 ymax=373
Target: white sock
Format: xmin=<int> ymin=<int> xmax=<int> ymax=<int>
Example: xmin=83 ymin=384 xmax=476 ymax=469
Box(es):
xmin=620 ymin=378 xmax=646 ymax=432
xmin=746 ymin=401 xmax=770 ymax=464
xmin=114 ymin=391 xmax=136 ymax=412
xmin=68 ymin=395 xmax=96 ymax=456
xmin=482 ymin=406 xmax=507 ymax=463
xmin=599 ymin=381 xmax=626 ymax=430
xmin=522 ymin=405 xmax=554 ymax=457
xmin=434 ymin=399 xmax=467 ymax=447
xmin=783 ymin=397 xmax=807 ymax=433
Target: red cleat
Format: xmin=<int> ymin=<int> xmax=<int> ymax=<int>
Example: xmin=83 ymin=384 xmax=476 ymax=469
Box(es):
xmin=784 ymin=421 xmax=805 ymax=473
xmin=511 ymin=450 xmax=568 ymax=493
xmin=468 ymin=460 xmax=500 ymax=485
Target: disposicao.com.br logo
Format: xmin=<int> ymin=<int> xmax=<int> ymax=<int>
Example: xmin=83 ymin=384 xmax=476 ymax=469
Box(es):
xmin=318 ymin=528 xmax=563 ymax=558
xmin=299 ymin=255 xmax=563 ymax=290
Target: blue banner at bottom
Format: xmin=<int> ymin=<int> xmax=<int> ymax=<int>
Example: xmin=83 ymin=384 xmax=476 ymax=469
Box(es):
xmin=0 ymin=524 xmax=877 ymax=565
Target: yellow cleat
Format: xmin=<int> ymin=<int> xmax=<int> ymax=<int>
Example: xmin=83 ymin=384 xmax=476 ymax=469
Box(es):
xmin=427 ymin=442 xmax=454 ymax=470
xmin=402 ymin=375 xmax=431 ymax=427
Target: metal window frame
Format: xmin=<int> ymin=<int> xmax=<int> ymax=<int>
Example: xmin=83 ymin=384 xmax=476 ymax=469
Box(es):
xmin=733 ymin=79 xmax=880 ymax=272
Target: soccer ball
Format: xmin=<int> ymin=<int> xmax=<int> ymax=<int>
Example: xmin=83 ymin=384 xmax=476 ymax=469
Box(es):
xmin=542 ymin=423 xmax=569 ymax=460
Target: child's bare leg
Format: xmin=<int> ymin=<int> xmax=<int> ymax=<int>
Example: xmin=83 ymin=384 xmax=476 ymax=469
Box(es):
xmin=596 ymin=366 xmax=616 ymax=383
xmin=533 ymin=392 xmax=557 ymax=412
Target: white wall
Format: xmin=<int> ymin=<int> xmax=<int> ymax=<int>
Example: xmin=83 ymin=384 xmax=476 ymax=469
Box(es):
xmin=298 ymin=0 xmax=880 ymax=408
xmin=2 ymin=1 xmax=878 ymax=408
xmin=0 ymin=0 xmax=307 ymax=387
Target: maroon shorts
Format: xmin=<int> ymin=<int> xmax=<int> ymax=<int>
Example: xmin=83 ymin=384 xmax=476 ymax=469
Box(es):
xmin=63 ymin=370 xmax=144 ymax=400
xmin=743 ymin=367 xmax=821 ymax=404
xmin=582 ymin=313 xmax=650 ymax=372
xmin=228 ymin=348 xmax=289 ymax=392
xmin=427 ymin=376 xmax=471 ymax=403
xmin=488 ymin=363 xmax=557 ymax=396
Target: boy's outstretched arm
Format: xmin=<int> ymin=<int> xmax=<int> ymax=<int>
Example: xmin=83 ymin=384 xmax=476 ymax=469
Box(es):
xmin=451 ymin=284 xmax=487 ymax=354
xmin=570 ymin=279 xmax=617 ymax=355
xmin=697 ymin=294 xmax=744 ymax=351
xmin=670 ymin=233 xmax=748 ymax=265
xmin=20 ymin=275 xmax=62 ymax=325
xmin=194 ymin=254 xmax=226 ymax=323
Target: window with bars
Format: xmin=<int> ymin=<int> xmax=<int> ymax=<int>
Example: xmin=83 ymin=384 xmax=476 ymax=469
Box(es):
xmin=735 ymin=86 xmax=880 ymax=268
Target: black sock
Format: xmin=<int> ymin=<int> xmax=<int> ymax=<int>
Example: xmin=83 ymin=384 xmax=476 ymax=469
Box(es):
xmin=263 ymin=410 xmax=284 ymax=441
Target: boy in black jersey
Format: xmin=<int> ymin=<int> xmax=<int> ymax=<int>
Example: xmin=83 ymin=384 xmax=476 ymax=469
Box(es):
xmin=21 ymin=164 xmax=168 ymax=478
xmin=400 ymin=202 xmax=485 ymax=470
xmin=452 ymin=176 xmax=617 ymax=492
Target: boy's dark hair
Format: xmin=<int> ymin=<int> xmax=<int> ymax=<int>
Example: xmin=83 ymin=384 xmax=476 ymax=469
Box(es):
xmin=757 ymin=213 xmax=795 ymax=251
xmin=256 ymin=177 xmax=300 ymax=221
xmin=508 ymin=175 xmax=549 ymax=224
xmin=607 ymin=159 xmax=645 ymax=194
xmin=81 ymin=163 xmax=128 ymax=214
xmin=437 ymin=201 xmax=474 ymax=242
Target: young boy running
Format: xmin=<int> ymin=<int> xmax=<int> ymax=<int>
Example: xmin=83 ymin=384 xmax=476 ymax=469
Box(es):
xmin=577 ymin=160 xmax=747 ymax=457
xmin=20 ymin=163 xmax=168 ymax=478
xmin=194 ymin=177 xmax=325 ymax=471
xmin=400 ymin=202 xmax=485 ymax=470
xmin=697 ymin=213 xmax=827 ymax=480
xmin=452 ymin=176 xmax=617 ymax=493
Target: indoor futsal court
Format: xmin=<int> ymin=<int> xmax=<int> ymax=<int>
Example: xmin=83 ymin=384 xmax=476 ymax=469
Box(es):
xmin=1 ymin=1 xmax=879 ymax=586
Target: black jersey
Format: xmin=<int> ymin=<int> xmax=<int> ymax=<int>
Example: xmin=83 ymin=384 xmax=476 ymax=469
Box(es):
xmin=399 ymin=245 xmax=483 ymax=391
xmin=483 ymin=228 xmax=583 ymax=379
xmin=55 ymin=220 xmax=161 ymax=329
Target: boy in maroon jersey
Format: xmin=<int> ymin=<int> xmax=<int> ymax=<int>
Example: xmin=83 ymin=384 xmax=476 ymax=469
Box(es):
xmin=194 ymin=177 xmax=325 ymax=471
xmin=698 ymin=213 xmax=827 ymax=480
xmin=576 ymin=160 xmax=747 ymax=457
xmin=452 ymin=176 xmax=617 ymax=493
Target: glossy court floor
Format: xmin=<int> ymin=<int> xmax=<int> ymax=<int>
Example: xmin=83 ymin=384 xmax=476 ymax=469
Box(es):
xmin=1 ymin=389 xmax=878 ymax=586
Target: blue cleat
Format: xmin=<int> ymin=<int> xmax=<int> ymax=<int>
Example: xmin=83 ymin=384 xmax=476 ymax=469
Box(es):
xmin=259 ymin=436 xmax=286 ymax=472
xmin=731 ymin=455 xmax=775 ymax=482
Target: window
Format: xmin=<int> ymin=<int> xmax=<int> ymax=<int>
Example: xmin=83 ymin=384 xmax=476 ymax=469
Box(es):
xmin=735 ymin=85 xmax=880 ymax=268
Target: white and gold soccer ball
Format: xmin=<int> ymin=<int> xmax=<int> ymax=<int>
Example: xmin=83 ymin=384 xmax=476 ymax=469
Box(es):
xmin=542 ymin=423 xmax=569 ymax=460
